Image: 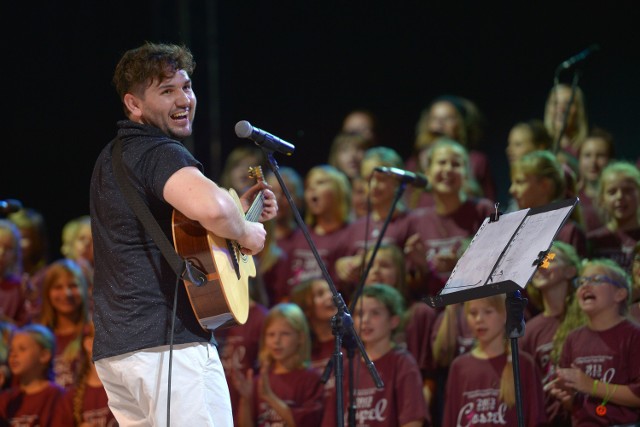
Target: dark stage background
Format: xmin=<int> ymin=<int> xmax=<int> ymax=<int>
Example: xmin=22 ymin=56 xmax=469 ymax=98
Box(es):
xmin=3 ymin=1 xmax=639 ymax=261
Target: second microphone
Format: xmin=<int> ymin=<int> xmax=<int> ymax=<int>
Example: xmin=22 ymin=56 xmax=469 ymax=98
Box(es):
xmin=374 ymin=166 xmax=428 ymax=188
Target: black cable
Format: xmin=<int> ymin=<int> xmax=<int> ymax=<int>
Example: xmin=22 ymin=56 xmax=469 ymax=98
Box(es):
xmin=166 ymin=275 xmax=179 ymax=426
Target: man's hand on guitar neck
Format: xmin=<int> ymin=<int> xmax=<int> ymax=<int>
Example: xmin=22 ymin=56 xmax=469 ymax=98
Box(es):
xmin=240 ymin=181 xmax=278 ymax=223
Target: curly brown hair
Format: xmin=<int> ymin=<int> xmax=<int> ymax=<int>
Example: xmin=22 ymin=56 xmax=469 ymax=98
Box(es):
xmin=113 ymin=42 xmax=196 ymax=114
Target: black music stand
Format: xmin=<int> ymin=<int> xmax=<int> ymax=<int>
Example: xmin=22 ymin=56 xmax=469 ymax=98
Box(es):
xmin=424 ymin=198 xmax=578 ymax=427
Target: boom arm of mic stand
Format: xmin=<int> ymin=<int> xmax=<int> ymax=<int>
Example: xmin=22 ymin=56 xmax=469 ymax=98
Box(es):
xmin=349 ymin=181 xmax=409 ymax=312
xmin=261 ymin=150 xmax=382 ymax=427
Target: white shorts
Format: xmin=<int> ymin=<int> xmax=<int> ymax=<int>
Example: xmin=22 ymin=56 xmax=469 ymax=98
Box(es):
xmin=95 ymin=342 xmax=233 ymax=427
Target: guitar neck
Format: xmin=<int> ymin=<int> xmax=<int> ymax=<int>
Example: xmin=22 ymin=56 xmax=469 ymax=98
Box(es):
xmin=245 ymin=192 xmax=264 ymax=222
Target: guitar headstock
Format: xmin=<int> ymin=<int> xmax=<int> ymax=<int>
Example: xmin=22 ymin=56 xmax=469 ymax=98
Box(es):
xmin=248 ymin=166 xmax=264 ymax=183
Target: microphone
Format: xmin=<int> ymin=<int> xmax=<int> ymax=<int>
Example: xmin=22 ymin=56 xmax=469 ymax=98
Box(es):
xmin=0 ymin=199 xmax=23 ymax=214
xmin=234 ymin=120 xmax=295 ymax=156
xmin=374 ymin=166 xmax=428 ymax=188
xmin=557 ymin=44 xmax=601 ymax=70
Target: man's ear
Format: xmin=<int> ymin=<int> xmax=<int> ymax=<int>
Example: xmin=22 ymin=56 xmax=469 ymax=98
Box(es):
xmin=123 ymin=93 xmax=142 ymax=120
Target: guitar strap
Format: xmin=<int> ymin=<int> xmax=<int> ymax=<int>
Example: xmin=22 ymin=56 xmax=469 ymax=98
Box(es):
xmin=111 ymin=138 xmax=207 ymax=286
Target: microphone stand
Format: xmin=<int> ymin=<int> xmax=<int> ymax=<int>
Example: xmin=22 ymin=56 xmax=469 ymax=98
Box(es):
xmin=321 ymin=175 xmax=410 ymax=424
xmin=261 ymin=149 xmax=383 ymax=427
xmin=349 ymin=179 xmax=410 ymax=311
xmin=343 ymin=179 xmax=410 ymax=426
xmin=551 ymin=67 xmax=581 ymax=155
xmin=505 ymin=290 xmax=528 ymax=427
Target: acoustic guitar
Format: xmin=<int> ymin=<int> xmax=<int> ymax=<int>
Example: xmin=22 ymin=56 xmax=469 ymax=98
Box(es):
xmin=171 ymin=166 xmax=265 ymax=331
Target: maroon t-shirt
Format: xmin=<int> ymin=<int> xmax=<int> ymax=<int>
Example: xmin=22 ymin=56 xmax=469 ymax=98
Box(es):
xmin=310 ymin=338 xmax=336 ymax=401
xmin=340 ymin=211 xmax=416 ymax=257
xmin=587 ymin=226 xmax=640 ymax=273
xmin=260 ymin=248 xmax=292 ymax=306
xmin=578 ymin=189 xmax=605 ymax=233
xmin=251 ymin=367 xmax=324 ymax=427
xmin=556 ymin=220 xmax=588 ymax=258
xmin=443 ymin=351 xmax=547 ymax=427
xmin=409 ymin=198 xmax=493 ymax=296
xmin=321 ymin=347 xmax=429 ymax=427
xmin=52 ymin=330 xmax=84 ymax=390
xmin=284 ymin=224 xmax=351 ymax=298
xmin=560 ymin=319 xmax=640 ymax=426
xmin=65 ymin=383 xmax=118 ymax=426
xmin=402 ymin=302 xmax=438 ymax=378
xmin=0 ymin=382 xmax=74 ymax=427
xmin=430 ymin=304 xmax=475 ymax=361
xmin=219 ymin=302 xmax=268 ymax=417
xmin=520 ymin=313 xmax=570 ymax=425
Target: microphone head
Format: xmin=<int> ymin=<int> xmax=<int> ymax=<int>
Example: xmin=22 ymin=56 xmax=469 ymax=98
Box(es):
xmin=235 ymin=120 xmax=253 ymax=138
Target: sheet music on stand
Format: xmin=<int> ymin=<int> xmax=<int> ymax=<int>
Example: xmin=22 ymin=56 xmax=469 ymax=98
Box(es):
xmin=425 ymin=198 xmax=578 ymax=308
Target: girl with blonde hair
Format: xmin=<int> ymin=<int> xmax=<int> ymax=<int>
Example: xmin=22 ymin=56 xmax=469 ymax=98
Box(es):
xmin=233 ymin=303 xmax=323 ymax=427
xmin=443 ymin=294 xmax=547 ymax=426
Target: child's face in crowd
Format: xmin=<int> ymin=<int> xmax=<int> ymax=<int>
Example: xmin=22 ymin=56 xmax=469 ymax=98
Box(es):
xmin=361 ymin=159 xmax=397 ymax=208
xmin=311 ymin=280 xmax=336 ymax=321
xmin=531 ymin=255 xmax=573 ymax=292
xmin=426 ymin=101 xmax=462 ymax=140
xmin=305 ymin=170 xmax=337 ymax=217
xmin=267 ymin=173 xmax=297 ymax=222
xmin=336 ymin=142 xmax=365 ymax=180
xmin=465 ymin=298 xmax=506 ymax=347
xmin=575 ymin=265 xmax=628 ymax=318
xmin=8 ymin=333 xmax=49 ymax=379
xmin=550 ymin=86 xmax=578 ymax=131
xmin=264 ymin=317 xmax=301 ymax=367
xmin=601 ymin=172 xmax=639 ymax=224
xmin=49 ymin=272 xmax=83 ymax=317
xmin=365 ymin=250 xmax=399 ymax=287
xmin=578 ymin=137 xmax=609 ymax=183
xmin=427 ymin=146 xmax=466 ymax=195
xmin=509 ymin=172 xmax=551 ymax=209
xmin=506 ymin=126 xmax=535 ymax=165
xmin=351 ymin=177 xmax=369 ymax=219
xmin=353 ymin=296 xmax=398 ymax=346
xmin=71 ymin=223 xmax=94 ymax=265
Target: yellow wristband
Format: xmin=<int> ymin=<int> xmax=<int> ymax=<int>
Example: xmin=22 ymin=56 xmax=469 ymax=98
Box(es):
xmin=591 ymin=379 xmax=599 ymax=397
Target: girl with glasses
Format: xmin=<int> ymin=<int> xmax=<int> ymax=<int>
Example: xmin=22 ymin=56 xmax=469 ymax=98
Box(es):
xmin=550 ymin=258 xmax=640 ymax=425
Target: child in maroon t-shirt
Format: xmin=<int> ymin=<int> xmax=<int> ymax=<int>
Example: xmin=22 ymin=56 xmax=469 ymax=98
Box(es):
xmin=520 ymin=241 xmax=585 ymax=426
xmin=335 ymin=147 xmax=418 ymax=300
xmin=219 ymin=300 xmax=269 ymax=419
xmin=232 ymin=303 xmax=324 ymax=426
xmin=0 ymin=324 xmax=74 ymax=427
xmin=284 ymin=165 xmax=353 ymax=302
xmin=586 ymin=161 xmax=640 ymax=274
xmin=404 ymin=139 xmax=494 ymax=298
xmin=322 ymin=284 xmax=429 ymax=427
xmin=290 ymin=277 xmax=338 ymax=399
xmin=65 ymin=322 xmax=118 ymax=426
xmin=551 ymin=258 xmax=640 ymax=426
xmin=442 ymin=294 xmax=547 ymax=427
xmin=362 ymin=243 xmax=438 ymax=415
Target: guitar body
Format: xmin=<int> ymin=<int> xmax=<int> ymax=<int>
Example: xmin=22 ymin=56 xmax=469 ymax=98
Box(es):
xmin=172 ymin=188 xmax=255 ymax=331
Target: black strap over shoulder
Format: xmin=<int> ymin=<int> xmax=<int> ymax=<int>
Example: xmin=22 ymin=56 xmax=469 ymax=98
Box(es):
xmin=111 ymin=138 xmax=207 ymax=286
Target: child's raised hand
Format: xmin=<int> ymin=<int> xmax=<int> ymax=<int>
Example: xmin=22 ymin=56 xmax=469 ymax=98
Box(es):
xmin=403 ymin=234 xmax=428 ymax=268
xmin=231 ymin=367 xmax=254 ymax=398
xmin=335 ymin=254 xmax=363 ymax=283
xmin=257 ymin=363 xmax=275 ymax=401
